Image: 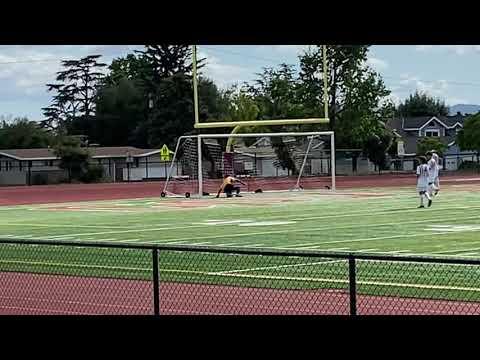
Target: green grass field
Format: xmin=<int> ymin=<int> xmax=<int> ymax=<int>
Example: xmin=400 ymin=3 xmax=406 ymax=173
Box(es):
xmin=1 ymin=184 xmax=480 ymax=255
xmin=2 ymin=183 xmax=480 ymax=305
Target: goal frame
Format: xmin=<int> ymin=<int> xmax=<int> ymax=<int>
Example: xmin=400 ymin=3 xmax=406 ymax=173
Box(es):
xmin=192 ymin=45 xmax=330 ymax=129
xmin=162 ymin=131 xmax=336 ymax=197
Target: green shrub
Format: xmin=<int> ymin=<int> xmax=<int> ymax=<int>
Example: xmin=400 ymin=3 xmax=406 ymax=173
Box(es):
xmin=79 ymin=165 xmax=104 ymax=183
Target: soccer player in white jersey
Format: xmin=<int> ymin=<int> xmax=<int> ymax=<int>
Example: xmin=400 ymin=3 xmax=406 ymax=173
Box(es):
xmin=417 ymin=156 xmax=432 ymax=208
xmin=426 ymin=150 xmax=440 ymax=198
xmin=431 ymin=151 xmax=440 ymax=195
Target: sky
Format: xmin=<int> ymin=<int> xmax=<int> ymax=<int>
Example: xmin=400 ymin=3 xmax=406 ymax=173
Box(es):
xmin=1 ymin=45 xmax=480 ymax=120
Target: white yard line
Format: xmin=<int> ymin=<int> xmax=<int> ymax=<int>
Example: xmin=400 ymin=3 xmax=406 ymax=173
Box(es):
xmin=0 ymin=223 xmax=134 ymax=229
xmin=216 ymin=260 xmax=341 ymax=275
xmin=143 ymin=213 xmax=480 ymax=245
xmin=430 ymin=247 xmax=480 ymax=254
xmin=113 ymin=239 xmax=142 ymax=243
xmin=456 ymin=252 xmax=480 ymax=257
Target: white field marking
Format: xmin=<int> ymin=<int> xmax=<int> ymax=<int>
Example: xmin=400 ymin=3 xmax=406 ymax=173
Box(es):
xmin=44 ymin=234 xmax=77 ymax=239
xmin=452 ymin=177 xmax=480 ymax=182
xmin=456 ymin=252 xmax=480 ymax=256
xmin=429 ymin=247 xmax=480 ymax=254
xmin=212 ymin=242 xmax=249 ymax=247
xmin=292 ymin=245 xmax=331 ymax=250
xmin=280 ymin=243 xmax=318 ymax=248
xmin=384 ymin=250 xmax=411 ymax=254
xmin=216 ymin=260 xmax=342 ymax=275
xmin=162 ymin=240 xmax=195 ymax=245
xmin=64 ymin=208 xmax=136 ymax=213
xmin=19 ymin=223 xmax=215 ymax=239
xmin=152 ymin=213 xmax=480 ymax=245
xmin=354 ymin=248 xmax=379 ymax=253
xmin=154 ymin=268 xmax=480 ymax=293
xmin=17 ymin=197 xmax=478 ymax=233
xmin=239 ymin=243 xmax=266 ymax=247
xmin=323 ymin=247 xmax=350 ymax=251
xmin=217 ymin=242 xmax=256 ymax=247
xmin=427 ymin=225 xmax=480 ymax=233
xmin=0 ymin=259 xmax=150 ymax=272
xmin=284 ymin=204 xmax=480 ymax=222
xmin=186 ymin=242 xmax=212 ymax=246
xmin=238 ymin=221 xmax=296 ymax=227
xmin=398 ymin=252 xmax=480 ymax=259
xmin=42 ymin=237 xmax=77 ymax=241
xmin=6 ymin=197 xmax=480 ymax=243
xmin=111 ymin=239 xmax=141 ymax=243
xmin=196 ymin=220 xmax=253 ymax=226
xmin=0 ymin=223 xmax=135 ymax=229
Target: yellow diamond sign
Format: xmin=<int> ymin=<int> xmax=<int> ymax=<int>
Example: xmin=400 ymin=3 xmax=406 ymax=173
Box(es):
xmin=160 ymin=144 xmax=172 ymax=161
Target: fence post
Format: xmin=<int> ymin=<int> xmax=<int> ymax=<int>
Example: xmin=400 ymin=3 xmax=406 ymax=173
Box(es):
xmin=152 ymin=248 xmax=160 ymax=316
xmin=348 ymin=256 xmax=357 ymax=316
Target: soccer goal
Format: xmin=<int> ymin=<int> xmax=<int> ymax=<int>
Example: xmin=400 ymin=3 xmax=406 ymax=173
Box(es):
xmin=161 ymin=131 xmax=336 ymax=198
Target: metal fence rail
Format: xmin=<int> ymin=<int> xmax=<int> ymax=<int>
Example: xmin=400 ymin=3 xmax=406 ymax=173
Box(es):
xmin=1 ymin=238 xmax=480 ymax=315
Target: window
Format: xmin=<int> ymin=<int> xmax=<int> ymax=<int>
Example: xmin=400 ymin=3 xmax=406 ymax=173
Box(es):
xmin=425 ymin=130 xmax=440 ymax=137
xmin=428 ymin=121 xmax=436 ymax=127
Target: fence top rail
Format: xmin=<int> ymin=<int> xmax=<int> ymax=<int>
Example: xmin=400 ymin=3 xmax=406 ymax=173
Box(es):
xmin=1 ymin=237 xmax=480 ymax=266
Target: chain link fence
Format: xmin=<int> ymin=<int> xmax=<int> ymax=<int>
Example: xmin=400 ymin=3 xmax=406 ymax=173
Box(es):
xmin=1 ymin=239 xmax=480 ymax=315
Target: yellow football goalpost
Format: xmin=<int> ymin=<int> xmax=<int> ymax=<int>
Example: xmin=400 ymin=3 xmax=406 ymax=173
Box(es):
xmin=192 ymin=45 xmax=330 ymax=128
xmin=161 ymin=45 xmax=334 ymax=198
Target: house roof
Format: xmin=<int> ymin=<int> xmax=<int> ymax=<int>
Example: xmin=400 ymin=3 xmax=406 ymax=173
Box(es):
xmin=390 ymin=115 xmax=466 ymax=130
xmin=385 ymin=115 xmax=466 ymax=155
xmin=0 ymin=147 xmax=161 ymax=161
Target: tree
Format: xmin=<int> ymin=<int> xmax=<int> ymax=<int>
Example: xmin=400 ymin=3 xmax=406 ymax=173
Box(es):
xmin=457 ymin=113 xmax=480 ymax=164
xmin=363 ymin=132 xmax=393 ymax=173
xmin=247 ymin=64 xmax=304 ymax=120
xmin=417 ymin=137 xmax=447 ymax=157
xmin=103 ymin=54 xmax=151 ymax=87
xmin=71 ymin=77 xmax=146 ymax=146
xmin=42 ymin=55 xmax=107 ymax=133
xmin=0 ymin=118 xmax=54 ymax=149
xmin=53 ymin=136 xmax=90 ymax=182
xmin=397 ymin=91 xmax=449 ymax=117
xmin=146 ymin=73 xmax=195 ymax=148
xmin=298 ymin=45 xmax=392 ymax=148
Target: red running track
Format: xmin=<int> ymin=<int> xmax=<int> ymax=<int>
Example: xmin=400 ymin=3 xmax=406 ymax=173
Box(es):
xmin=1 ymin=272 xmax=480 ymax=315
xmin=0 ymin=174 xmax=479 ymax=206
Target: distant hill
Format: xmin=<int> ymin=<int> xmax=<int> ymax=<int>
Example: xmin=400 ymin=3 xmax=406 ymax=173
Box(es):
xmin=449 ymin=104 xmax=480 ymax=115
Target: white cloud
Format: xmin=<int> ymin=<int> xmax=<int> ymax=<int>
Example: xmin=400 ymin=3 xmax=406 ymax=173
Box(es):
xmin=366 ymin=56 xmax=389 ymax=71
xmin=415 ymin=45 xmax=480 ymax=55
xmin=200 ymin=50 xmax=252 ymax=89
xmin=270 ymin=45 xmax=308 ymax=55
xmin=391 ymin=73 xmax=471 ymax=106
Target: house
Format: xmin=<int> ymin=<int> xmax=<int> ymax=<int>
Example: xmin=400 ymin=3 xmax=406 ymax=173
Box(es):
xmin=222 ymin=136 xmax=374 ymax=176
xmin=386 ymin=114 xmax=475 ymax=171
xmin=0 ymin=146 xmax=168 ymax=185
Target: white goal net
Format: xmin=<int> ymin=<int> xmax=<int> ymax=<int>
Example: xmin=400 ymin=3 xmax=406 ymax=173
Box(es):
xmin=161 ymin=132 xmax=335 ymax=198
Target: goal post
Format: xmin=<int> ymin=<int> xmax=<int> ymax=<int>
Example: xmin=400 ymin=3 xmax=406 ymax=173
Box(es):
xmin=191 ymin=45 xmax=330 ymax=129
xmin=161 ymin=131 xmax=336 ymax=198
